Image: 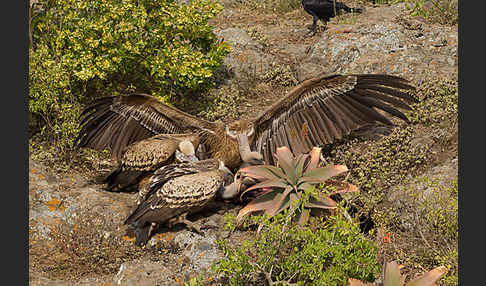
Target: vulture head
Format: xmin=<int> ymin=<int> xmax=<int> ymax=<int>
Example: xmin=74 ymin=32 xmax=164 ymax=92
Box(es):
xmin=225 ymin=120 xmax=255 ymax=142
xmin=175 ymin=140 xmax=198 ymax=163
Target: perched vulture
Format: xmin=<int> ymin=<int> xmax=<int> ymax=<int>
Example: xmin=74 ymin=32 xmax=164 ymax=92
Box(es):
xmin=76 ymin=74 xmax=417 ymax=170
xmin=124 ymin=159 xmax=233 ymax=245
xmin=101 ymin=134 xmax=199 ymax=192
xmin=302 ymin=0 xmax=363 ymax=36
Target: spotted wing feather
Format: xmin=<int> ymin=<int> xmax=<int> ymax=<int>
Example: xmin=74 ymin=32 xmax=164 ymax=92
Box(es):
xmin=125 ymin=169 xmax=224 ymax=226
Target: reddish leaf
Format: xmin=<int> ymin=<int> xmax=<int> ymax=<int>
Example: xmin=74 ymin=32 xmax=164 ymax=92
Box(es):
xmin=239 ymin=179 xmax=288 ymax=200
xmin=406 ymin=266 xmax=447 ymax=286
xmin=239 ymin=165 xmax=282 ymax=181
xmin=237 ymin=191 xmax=279 ymax=222
xmin=325 ymin=180 xmax=360 ymax=195
xmin=346 ymin=278 xmax=373 ymax=286
xmin=275 ymin=146 xmax=294 ymax=166
xmin=305 ymin=147 xmax=322 ymax=172
xmin=306 ymin=193 xmax=338 ymax=210
xmin=297 ymin=208 xmax=310 ymax=225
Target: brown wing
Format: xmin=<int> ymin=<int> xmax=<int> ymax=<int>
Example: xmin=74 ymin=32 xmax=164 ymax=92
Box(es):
xmin=125 ymin=169 xmax=223 ymax=225
xmin=76 ymin=93 xmax=216 ymax=159
xmin=121 ymin=133 xmax=200 ymax=171
xmin=251 ymin=74 xmax=417 ymax=164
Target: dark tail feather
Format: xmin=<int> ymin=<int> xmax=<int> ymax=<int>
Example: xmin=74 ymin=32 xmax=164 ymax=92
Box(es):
xmin=103 ymin=167 xmax=144 ymax=192
xmin=351 ymin=7 xmax=363 ymax=13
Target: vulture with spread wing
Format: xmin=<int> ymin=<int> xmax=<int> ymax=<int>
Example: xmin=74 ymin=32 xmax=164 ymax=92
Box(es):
xmin=77 ymin=74 xmax=417 ymax=172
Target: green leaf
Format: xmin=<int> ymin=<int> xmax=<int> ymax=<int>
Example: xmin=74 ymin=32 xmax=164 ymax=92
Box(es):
xmin=275 ymin=147 xmax=297 ymax=184
xmin=300 ymin=165 xmax=348 ymax=184
xmin=266 ymin=186 xmax=293 ymax=217
xmin=295 ymin=153 xmax=308 ymax=178
xmin=384 ymin=261 xmax=406 ymax=286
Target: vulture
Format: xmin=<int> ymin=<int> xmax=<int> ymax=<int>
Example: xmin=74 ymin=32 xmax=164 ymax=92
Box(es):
xmin=124 ymin=158 xmax=233 ymax=245
xmin=76 ymin=74 xmax=417 ymax=173
xmin=302 ymin=0 xmax=363 ymax=36
xmin=101 ymin=134 xmax=199 ymax=192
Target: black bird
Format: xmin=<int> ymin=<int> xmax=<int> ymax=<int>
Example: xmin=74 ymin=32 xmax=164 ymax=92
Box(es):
xmin=302 ymin=0 xmax=363 ymax=36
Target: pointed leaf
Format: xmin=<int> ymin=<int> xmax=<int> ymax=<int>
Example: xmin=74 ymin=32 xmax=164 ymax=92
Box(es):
xmin=237 ymin=191 xmax=279 ymax=222
xmin=295 ymin=154 xmax=309 ymax=178
xmin=301 ymin=165 xmax=348 ymax=183
xmin=305 ymin=147 xmax=322 ymax=172
xmin=347 ymin=278 xmax=373 ymax=286
xmin=239 ymin=179 xmax=288 ymax=200
xmin=266 ymin=186 xmax=293 ymax=216
xmin=306 ymin=193 xmax=338 ymax=209
xmin=384 ymin=261 xmax=406 ymax=286
xmin=325 ymin=180 xmax=360 ymax=195
xmin=288 ymin=192 xmax=300 ymax=214
xmin=297 ymin=208 xmax=310 ymax=225
xmin=297 ymin=182 xmax=314 ymax=192
xmin=276 ymin=155 xmax=297 ymax=184
xmin=406 ymin=266 xmax=448 ymax=286
xmin=275 ymin=146 xmax=294 ymax=166
xmin=239 ymin=165 xmax=282 ymax=181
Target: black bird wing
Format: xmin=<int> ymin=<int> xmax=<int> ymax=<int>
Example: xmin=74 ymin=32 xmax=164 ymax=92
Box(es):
xmin=251 ymin=74 xmax=417 ymax=164
xmin=76 ymin=93 xmax=216 ymax=160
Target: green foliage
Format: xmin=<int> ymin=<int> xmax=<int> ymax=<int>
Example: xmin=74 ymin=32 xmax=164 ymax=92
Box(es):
xmin=407 ymin=79 xmax=458 ymax=128
xmin=401 ymin=0 xmax=458 ymax=25
xmin=29 ymin=0 xmax=230 ymax=147
xmin=29 ymin=46 xmax=82 ymax=149
xmin=236 ymin=0 xmax=302 ymax=13
xmin=386 ymin=179 xmax=458 ymax=286
xmin=213 ymin=213 xmax=380 ymax=285
xmin=329 ymin=126 xmax=431 ymax=217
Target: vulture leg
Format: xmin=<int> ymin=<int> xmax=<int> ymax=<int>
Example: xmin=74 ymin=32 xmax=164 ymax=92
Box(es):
xmin=319 ymin=18 xmax=328 ymax=31
xmin=306 ymin=14 xmax=319 ymax=37
xmin=147 ymin=222 xmax=158 ymax=239
xmin=167 ymin=212 xmax=202 ymax=234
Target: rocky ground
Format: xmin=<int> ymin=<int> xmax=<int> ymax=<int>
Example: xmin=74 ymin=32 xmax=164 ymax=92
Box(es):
xmin=29 ymin=1 xmax=458 ymax=285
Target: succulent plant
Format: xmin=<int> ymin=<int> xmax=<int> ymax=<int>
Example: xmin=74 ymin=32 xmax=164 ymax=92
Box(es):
xmin=236 ymin=146 xmax=358 ymax=225
xmin=347 ymin=261 xmax=448 ymax=286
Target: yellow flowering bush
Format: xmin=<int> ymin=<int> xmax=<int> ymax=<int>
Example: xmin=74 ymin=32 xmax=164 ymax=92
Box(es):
xmin=29 ymin=0 xmax=230 ymax=147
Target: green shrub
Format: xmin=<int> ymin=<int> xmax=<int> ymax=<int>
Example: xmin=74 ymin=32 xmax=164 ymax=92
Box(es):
xmin=213 ymin=212 xmax=380 ymax=285
xmin=29 ymin=0 xmax=230 ymax=147
xmin=400 ymin=0 xmax=458 ymax=25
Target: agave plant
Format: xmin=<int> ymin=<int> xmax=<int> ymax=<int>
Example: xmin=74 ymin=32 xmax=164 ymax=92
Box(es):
xmin=347 ymin=261 xmax=448 ymax=286
xmin=236 ymin=146 xmax=358 ymax=225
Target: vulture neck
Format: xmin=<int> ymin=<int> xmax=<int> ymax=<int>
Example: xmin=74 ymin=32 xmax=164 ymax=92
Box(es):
xmin=203 ymin=124 xmax=241 ymax=170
